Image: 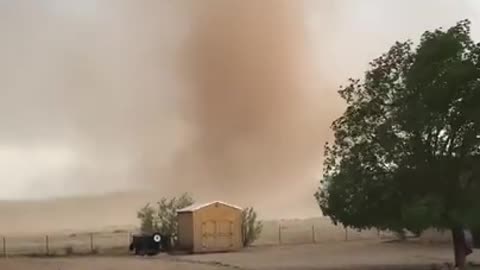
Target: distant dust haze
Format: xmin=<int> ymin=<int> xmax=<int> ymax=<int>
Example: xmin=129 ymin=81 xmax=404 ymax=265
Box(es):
xmin=0 ymin=0 xmax=479 ymax=234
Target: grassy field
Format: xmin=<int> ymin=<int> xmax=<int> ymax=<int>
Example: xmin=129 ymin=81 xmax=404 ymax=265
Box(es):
xmin=0 ymin=217 xmax=469 ymax=270
xmin=0 ymin=217 xmax=391 ymax=257
xmin=1 ymin=231 xmax=131 ymax=257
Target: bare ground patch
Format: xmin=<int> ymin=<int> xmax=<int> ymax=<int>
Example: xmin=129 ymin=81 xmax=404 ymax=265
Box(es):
xmin=2 ymin=240 xmax=476 ymax=270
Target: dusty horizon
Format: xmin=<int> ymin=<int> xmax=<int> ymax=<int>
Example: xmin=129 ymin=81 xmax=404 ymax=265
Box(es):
xmin=1 ymin=0 xmax=480 ymax=234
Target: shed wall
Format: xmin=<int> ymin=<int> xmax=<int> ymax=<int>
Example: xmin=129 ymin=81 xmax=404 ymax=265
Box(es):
xmin=177 ymin=212 xmax=194 ymax=250
xmin=192 ymin=203 xmax=242 ymax=253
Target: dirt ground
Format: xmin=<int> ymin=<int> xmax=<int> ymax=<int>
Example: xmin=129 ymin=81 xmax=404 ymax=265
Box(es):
xmin=1 ymin=240 xmax=479 ymax=270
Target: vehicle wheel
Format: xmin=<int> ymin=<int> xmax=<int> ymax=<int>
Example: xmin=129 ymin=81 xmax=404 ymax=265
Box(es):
xmin=152 ymin=233 xmax=162 ymax=243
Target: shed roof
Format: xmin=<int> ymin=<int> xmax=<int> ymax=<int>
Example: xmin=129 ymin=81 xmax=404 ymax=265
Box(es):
xmin=177 ymin=201 xmax=243 ymax=213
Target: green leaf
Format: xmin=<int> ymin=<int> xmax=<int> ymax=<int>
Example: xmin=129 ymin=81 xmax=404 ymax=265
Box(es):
xmin=317 ymin=20 xmax=480 ymax=236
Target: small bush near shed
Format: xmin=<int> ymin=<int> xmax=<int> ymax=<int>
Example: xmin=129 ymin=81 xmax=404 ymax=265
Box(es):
xmin=242 ymin=207 xmax=263 ymax=247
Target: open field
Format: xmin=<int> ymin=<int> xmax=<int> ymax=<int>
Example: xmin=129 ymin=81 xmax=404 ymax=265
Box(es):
xmin=1 ymin=231 xmax=131 ymax=256
xmin=1 ymin=240 xmax=479 ymax=270
xmin=0 ymin=217 xmax=393 ymax=256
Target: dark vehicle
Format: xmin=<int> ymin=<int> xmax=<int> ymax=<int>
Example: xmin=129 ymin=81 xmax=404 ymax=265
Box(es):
xmin=129 ymin=233 xmax=167 ymax=256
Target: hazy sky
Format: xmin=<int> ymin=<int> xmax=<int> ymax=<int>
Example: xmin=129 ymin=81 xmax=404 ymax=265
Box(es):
xmin=1 ymin=0 xmax=480 ymax=201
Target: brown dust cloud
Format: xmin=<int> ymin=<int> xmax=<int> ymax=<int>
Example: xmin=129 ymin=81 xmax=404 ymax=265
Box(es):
xmin=0 ymin=0 xmax=479 ymax=234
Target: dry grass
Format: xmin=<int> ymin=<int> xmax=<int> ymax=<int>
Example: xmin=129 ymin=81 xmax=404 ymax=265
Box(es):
xmin=0 ymin=217 xmax=392 ymax=257
xmin=0 ymin=217 xmax=473 ymax=270
xmin=1 ymin=231 xmax=131 ymax=257
xmin=256 ymin=217 xmax=390 ymax=246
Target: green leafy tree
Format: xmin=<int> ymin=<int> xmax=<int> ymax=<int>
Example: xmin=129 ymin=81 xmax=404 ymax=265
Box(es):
xmin=156 ymin=193 xmax=194 ymax=244
xmin=137 ymin=203 xmax=157 ymax=234
xmin=315 ymin=20 xmax=480 ymax=268
xmin=241 ymin=207 xmax=263 ymax=246
xmin=137 ymin=193 xmax=194 ymax=247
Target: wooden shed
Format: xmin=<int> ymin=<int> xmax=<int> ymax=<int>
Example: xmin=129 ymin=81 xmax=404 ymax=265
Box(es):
xmin=176 ymin=201 xmax=243 ymax=253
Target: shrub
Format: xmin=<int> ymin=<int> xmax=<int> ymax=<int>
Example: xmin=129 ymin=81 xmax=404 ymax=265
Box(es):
xmin=137 ymin=203 xmax=157 ymax=234
xmin=156 ymin=193 xmax=194 ymax=245
xmin=241 ymin=207 xmax=263 ymax=246
xmin=137 ymin=193 xmax=194 ymax=248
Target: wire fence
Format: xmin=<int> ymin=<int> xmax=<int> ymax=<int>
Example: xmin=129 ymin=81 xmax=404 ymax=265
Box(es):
xmin=253 ymin=218 xmax=394 ymax=246
xmin=0 ymin=231 xmax=132 ymax=257
xmin=0 ymin=218 xmax=395 ymax=257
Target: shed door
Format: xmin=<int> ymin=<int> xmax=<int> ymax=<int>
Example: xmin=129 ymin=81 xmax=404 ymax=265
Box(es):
xmin=201 ymin=220 xmax=233 ymax=250
xmin=201 ymin=221 xmax=216 ymax=249
xmin=216 ymin=220 xmax=233 ymax=249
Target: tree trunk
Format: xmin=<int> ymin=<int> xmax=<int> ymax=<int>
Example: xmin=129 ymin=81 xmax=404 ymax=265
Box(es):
xmin=452 ymin=228 xmax=467 ymax=269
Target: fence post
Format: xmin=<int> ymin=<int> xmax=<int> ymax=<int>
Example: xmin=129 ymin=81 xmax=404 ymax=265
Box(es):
xmin=312 ymin=225 xmax=316 ymax=243
xmin=90 ymin=233 xmax=94 ymax=253
xmin=45 ymin=235 xmax=49 ymax=256
xmin=344 ymin=227 xmax=348 ymax=241
xmin=278 ymin=224 xmax=282 ymax=245
xmin=2 ymin=237 xmax=6 ymax=258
